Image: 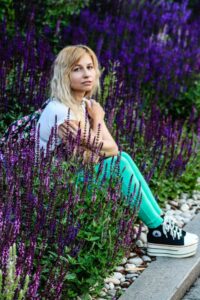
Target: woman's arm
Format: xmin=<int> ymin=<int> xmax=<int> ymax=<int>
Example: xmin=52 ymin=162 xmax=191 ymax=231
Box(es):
xmin=90 ymin=118 xmax=118 ymax=157
xmin=58 ymin=100 xmax=119 ymax=158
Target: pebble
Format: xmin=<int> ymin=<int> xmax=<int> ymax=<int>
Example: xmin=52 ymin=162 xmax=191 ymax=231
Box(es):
xmin=121 ymin=281 xmax=131 ymax=288
xmin=181 ymin=203 xmax=190 ymax=212
xmin=165 ymin=204 xmax=171 ymax=210
xmin=125 ymin=263 xmax=137 ymax=269
xmin=181 ymin=211 xmax=192 ymax=218
xmin=142 ymin=255 xmax=152 ymax=262
xmin=181 ymin=193 xmax=189 ymax=200
xmin=109 ymin=282 xmax=115 ymax=289
xmin=128 ymin=257 xmax=143 ymax=266
xmin=136 ymin=240 xmax=143 ymax=247
xmin=115 ymin=266 xmax=124 ymax=272
xmin=129 ymin=252 xmax=137 ymax=257
xmin=173 ymin=209 xmax=182 ymax=215
xmin=120 ymin=257 xmax=127 ymax=265
xmin=113 ymin=272 xmax=124 ymax=280
xmin=170 ymin=200 xmax=179 ymax=207
xmin=139 ymin=232 xmax=147 ymax=243
xmin=104 ymin=277 xmax=120 ymax=285
xmin=99 ymin=291 xmax=107 ymax=297
xmin=120 ymin=277 xmax=126 ymax=283
xmin=183 ymin=218 xmax=191 ymax=224
xmin=165 ymin=210 xmax=174 ymax=216
xmin=107 ymin=289 xmax=116 ymax=297
xmin=104 ymin=283 xmax=110 ymax=290
xmin=125 ymin=273 xmax=139 ymax=279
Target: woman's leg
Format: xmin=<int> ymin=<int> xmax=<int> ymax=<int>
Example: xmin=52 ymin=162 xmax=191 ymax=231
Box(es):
xmin=120 ymin=151 xmax=163 ymax=216
xmin=95 ymin=155 xmax=163 ymax=228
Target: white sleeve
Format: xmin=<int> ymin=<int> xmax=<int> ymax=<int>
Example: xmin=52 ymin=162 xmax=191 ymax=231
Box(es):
xmin=48 ymin=101 xmax=77 ymax=129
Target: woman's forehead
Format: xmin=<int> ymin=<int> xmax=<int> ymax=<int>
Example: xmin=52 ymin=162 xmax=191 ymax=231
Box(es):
xmin=75 ymin=53 xmax=93 ymax=65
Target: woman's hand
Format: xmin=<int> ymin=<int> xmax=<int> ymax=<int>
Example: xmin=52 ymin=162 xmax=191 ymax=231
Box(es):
xmin=58 ymin=120 xmax=87 ymax=142
xmin=85 ymin=99 xmax=105 ymax=122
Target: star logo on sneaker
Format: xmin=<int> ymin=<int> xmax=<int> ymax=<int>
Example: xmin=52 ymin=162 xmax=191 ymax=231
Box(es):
xmin=152 ymin=230 xmax=162 ymax=237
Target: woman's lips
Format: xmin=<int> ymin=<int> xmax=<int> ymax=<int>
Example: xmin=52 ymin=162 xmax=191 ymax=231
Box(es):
xmin=82 ymin=81 xmax=92 ymax=84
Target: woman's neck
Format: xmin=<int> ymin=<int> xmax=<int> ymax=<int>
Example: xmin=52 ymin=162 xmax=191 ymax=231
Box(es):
xmin=73 ymin=91 xmax=86 ymax=104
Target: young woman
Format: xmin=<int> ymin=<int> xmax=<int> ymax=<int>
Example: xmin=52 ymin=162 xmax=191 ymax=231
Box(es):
xmin=36 ymin=45 xmax=199 ymax=258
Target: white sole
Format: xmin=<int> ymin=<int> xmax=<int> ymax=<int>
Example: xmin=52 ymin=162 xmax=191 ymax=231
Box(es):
xmin=147 ymin=242 xmax=198 ymax=258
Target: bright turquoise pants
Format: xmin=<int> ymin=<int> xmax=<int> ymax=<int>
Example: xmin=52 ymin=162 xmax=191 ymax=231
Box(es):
xmin=94 ymin=151 xmax=163 ymax=228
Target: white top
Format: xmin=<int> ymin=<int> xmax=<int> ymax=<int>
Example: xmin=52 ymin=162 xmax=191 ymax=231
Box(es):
xmin=36 ymin=98 xmax=86 ymax=153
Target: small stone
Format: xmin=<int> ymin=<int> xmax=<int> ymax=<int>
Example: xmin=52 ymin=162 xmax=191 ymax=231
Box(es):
xmin=113 ymin=272 xmax=124 ymax=280
xmin=107 ymin=289 xmax=116 ymax=297
xmin=99 ymin=291 xmax=107 ymax=297
xmin=104 ymin=277 xmax=120 ymax=285
xmin=120 ymin=257 xmax=127 ymax=265
xmin=181 ymin=212 xmax=192 ymax=218
xmin=115 ymin=266 xmax=124 ymax=272
xmin=179 ymin=199 xmax=186 ymax=205
xmin=141 ymin=225 xmax=148 ymax=232
xmin=169 ymin=200 xmax=179 ymax=207
xmin=136 ymin=240 xmax=143 ymax=247
xmin=126 ymin=273 xmax=139 ymax=279
xmin=109 ymin=282 xmax=115 ymax=289
xmin=176 ymin=221 xmax=184 ymax=227
xmin=181 ymin=203 xmax=189 ymax=212
xmin=183 ymin=218 xmax=190 ymax=224
xmin=173 ymin=209 xmax=182 ymax=215
xmin=181 ymin=193 xmax=189 ymax=200
xmin=142 ymin=255 xmax=151 ymax=262
xmin=129 ymin=252 xmax=137 ymax=258
xmin=120 ymin=277 xmax=126 ymax=283
xmin=139 ymin=232 xmax=147 ymax=243
xmin=116 ymin=286 xmax=122 ymax=290
xmin=121 ymin=281 xmax=131 ymax=288
xmin=165 ymin=204 xmax=171 ymax=210
xmin=125 ymin=263 xmax=137 ymax=269
xmin=128 ymin=257 xmax=143 ymax=266
xmin=174 ymin=215 xmax=184 ymax=222
xmin=104 ymin=283 xmax=110 ymax=290
xmin=165 ymin=210 xmax=174 ymax=216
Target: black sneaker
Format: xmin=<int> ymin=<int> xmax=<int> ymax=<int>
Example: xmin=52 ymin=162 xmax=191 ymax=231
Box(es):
xmin=147 ymin=216 xmax=199 ymax=258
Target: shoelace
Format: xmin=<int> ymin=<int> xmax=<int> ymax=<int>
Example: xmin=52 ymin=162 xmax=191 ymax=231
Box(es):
xmin=162 ymin=216 xmax=183 ymax=240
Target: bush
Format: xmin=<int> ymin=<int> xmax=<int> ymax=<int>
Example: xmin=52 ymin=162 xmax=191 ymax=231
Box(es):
xmin=0 ymin=243 xmax=29 ymax=300
xmin=0 ymin=132 xmax=139 ymax=298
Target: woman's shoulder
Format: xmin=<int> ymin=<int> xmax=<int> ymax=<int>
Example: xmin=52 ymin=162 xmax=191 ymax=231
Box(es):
xmin=44 ymin=97 xmax=70 ymax=112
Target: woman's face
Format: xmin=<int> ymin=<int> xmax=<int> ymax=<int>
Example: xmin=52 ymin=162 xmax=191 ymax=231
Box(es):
xmin=69 ymin=53 xmax=96 ymax=96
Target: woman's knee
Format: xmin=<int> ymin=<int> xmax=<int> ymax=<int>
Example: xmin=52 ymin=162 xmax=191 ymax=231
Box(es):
xmin=120 ymin=151 xmax=133 ymax=162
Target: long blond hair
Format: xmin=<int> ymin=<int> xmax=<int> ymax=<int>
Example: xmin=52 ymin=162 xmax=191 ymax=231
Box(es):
xmin=50 ymin=45 xmax=101 ymax=123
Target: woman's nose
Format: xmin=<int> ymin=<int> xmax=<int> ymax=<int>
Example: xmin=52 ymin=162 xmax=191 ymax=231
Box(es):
xmin=83 ymin=68 xmax=90 ymax=77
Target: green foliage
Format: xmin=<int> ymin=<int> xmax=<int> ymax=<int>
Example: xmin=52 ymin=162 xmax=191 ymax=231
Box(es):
xmin=0 ymin=0 xmax=15 ymax=36
xmin=43 ymin=0 xmax=91 ymax=29
xmin=150 ymin=142 xmax=200 ymax=206
xmin=177 ymin=75 xmax=200 ymax=117
xmin=33 ymin=160 xmax=136 ymax=298
xmin=0 ymin=243 xmax=29 ymax=300
xmin=0 ymin=100 xmax=35 ymax=137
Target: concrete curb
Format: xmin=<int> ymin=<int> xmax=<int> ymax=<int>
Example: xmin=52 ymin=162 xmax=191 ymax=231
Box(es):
xmin=119 ymin=213 xmax=200 ymax=300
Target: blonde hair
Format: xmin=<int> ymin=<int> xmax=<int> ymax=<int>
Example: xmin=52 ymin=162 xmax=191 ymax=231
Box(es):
xmin=50 ymin=45 xmax=101 ymax=123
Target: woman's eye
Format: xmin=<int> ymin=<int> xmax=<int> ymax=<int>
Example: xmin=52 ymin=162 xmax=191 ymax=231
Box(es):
xmin=74 ymin=68 xmax=80 ymax=72
xmin=88 ymin=65 xmax=94 ymax=69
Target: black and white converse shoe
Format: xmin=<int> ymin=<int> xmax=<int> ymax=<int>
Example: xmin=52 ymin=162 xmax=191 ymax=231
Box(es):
xmin=147 ymin=216 xmax=199 ymax=258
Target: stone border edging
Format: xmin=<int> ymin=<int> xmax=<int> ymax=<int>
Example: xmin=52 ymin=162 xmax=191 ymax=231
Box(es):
xmin=119 ymin=213 xmax=200 ymax=300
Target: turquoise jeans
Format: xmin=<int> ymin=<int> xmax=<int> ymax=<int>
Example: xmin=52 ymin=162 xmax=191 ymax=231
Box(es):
xmin=93 ymin=151 xmax=163 ymax=228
